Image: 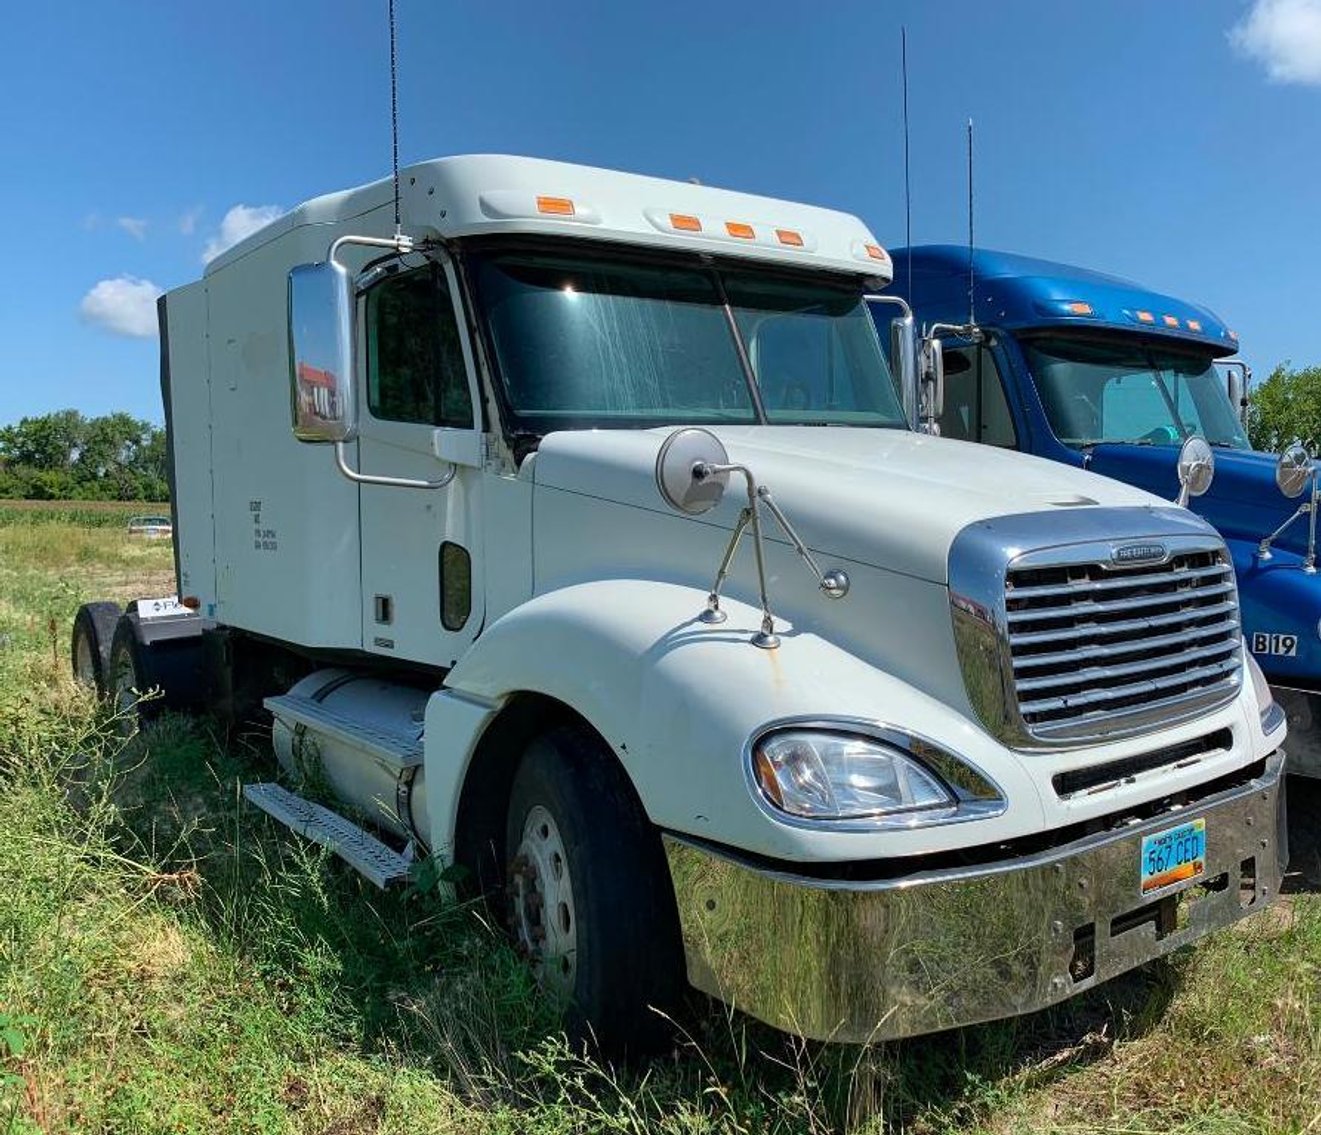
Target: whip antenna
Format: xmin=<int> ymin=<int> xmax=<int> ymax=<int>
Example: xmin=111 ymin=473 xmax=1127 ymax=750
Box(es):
xmin=967 ymin=117 xmax=975 ymax=327
xmin=902 ymin=28 xmax=912 ymax=297
xmin=389 ymin=0 xmax=402 ymax=238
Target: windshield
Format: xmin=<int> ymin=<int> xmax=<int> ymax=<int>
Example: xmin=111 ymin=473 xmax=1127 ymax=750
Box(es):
xmin=1022 ymin=336 xmax=1249 ymax=449
xmin=469 ymin=247 xmax=906 ymax=435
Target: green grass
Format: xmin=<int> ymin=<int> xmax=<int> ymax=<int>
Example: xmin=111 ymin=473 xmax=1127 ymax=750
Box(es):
xmin=0 ymin=500 xmax=170 ymax=529
xmin=0 ymin=518 xmax=1318 ymax=1133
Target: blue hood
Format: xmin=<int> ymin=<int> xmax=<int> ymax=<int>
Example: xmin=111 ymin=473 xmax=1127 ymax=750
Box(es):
xmin=1086 ymin=444 xmax=1309 ymax=555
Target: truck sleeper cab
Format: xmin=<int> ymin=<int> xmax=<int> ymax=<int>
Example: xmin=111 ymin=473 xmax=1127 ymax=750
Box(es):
xmin=76 ymin=159 xmax=1287 ymax=1049
xmin=877 ymin=244 xmax=1321 ymax=778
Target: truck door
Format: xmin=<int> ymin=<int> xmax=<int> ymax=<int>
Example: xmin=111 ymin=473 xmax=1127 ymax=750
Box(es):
xmin=939 ymin=344 xmax=1019 ymax=448
xmin=355 ymin=259 xmax=485 ymax=669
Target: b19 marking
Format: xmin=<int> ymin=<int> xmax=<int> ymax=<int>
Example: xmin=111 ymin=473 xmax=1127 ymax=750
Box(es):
xmin=1251 ymin=632 xmax=1298 ymax=657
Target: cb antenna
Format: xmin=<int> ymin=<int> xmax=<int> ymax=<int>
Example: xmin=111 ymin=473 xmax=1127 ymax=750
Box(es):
xmin=389 ymin=0 xmax=403 ymax=240
xmin=902 ymin=27 xmax=912 ymax=298
xmin=967 ymin=117 xmax=975 ymax=327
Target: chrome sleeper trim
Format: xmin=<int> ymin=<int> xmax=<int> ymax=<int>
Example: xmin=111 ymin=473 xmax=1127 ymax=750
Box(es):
xmin=665 ymin=748 xmax=1286 ymax=1044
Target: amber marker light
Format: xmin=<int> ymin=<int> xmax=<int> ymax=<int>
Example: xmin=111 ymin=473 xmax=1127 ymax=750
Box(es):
xmin=776 ymin=228 xmax=804 ymax=247
xmin=726 ymin=221 xmax=755 ymax=239
xmin=1065 ymin=301 xmax=1093 ymax=315
xmin=182 ymin=596 xmax=201 ymax=610
xmin=670 ymin=213 xmax=702 ymax=232
xmin=1187 ymin=319 xmax=1203 ymax=332
xmin=1162 ymin=315 xmax=1180 ymax=327
xmin=864 ymin=243 xmax=888 ymax=261
xmin=753 ymin=748 xmax=785 ymax=809
xmin=1136 ymin=310 xmax=1155 ymax=323
xmin=536 ymin=196 xmax=575 ymax=216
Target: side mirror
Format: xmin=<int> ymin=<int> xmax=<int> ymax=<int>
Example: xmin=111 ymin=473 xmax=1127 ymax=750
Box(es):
xmin=919 ymin=336 xmax=945 ymax=433
xmin=655 ymin=428 xmax=730 ymax=515
xmin=1276 ymin=442 xmax=1312 ymax=499
xmin=288 ymin=260 xmax=356 ymax=443
xmin=1176 ymin=435 xmax=1215 ymax=508
xmin=1226 ymin=370 xmax=1245 ymax=425
xmin=889 ymin=315 xmax=918 ymax=429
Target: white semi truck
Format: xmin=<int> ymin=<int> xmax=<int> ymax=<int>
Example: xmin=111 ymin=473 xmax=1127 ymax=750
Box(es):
xmin=71 ymin=155 xmax=1288 ymax=1049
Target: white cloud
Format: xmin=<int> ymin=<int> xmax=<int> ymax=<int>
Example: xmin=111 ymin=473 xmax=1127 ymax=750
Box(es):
xmin=116 ymin=216 xmax=148 ymax=240
xmin=1230 ymin=0 xmax=1321 ymax=84
xmin=178 ymin=205 xmax=203 ymax=236
xmin=79 ymin=275 xmax=163 ymax=338
xmin=202 ymin=203 xmax=283 ymax=263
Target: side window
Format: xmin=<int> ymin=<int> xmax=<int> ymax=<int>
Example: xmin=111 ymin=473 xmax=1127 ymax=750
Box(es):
xmin=938 ymin=345 xmax=1016 ymax=447
xmin=366 ymin=267 xmax=473 ymax=428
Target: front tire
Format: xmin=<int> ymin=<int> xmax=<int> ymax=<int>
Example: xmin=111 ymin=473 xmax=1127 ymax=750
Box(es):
xmin=71 ymin=602 xmax=122 ymax=696
xmin=505 ymin=725 xmax=684 ymax=1055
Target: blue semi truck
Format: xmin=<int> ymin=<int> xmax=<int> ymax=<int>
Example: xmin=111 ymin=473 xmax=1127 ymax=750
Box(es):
xmin=876 ymin=246 xmax=1320 ymax=775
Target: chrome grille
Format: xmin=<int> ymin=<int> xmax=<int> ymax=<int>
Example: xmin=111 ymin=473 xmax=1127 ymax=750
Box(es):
xmin=1005 ymin=549 xmax=1241 ymax=740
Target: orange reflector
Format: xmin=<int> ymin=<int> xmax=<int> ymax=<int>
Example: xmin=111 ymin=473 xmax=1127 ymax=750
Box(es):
xmin=1162 ymin=314 xmax=1179 ymax=327
xmin=536 ymin=196 xmax=575 ymax=216
xmin=1065 ymin=302 xmax=1093 ymax=315
xmin=864 ymin=243 xmax=887 ymax=261
xmin=182 ymin=595 xmax=200 ymax=610
xmin=1228 ymin=329 xmax=1239 ymax=341
xmin=726 ymin=221 xmax=755 ymax=239
xmin=1187 ymin=319 xmax=1203 ymax=332
xmin=1137 ymin=310 xmax=1155 ymax=323
xmin=670 ymin=212 xmax=701 ymax=232
xmin=776 ymin=228 xmax=804 ymax=247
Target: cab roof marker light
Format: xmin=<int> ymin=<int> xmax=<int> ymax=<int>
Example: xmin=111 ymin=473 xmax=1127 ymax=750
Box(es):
xmin=536 ymin=195 xmax=575 ymax=217
xmin=1064 ymin=301 xmax=1093 ymax=316
xmin=726 ymin=221 xmax=756 ymax=240
xmin=1137 ymin=310 xmax=1155 ymax=323
xmin=1228 ymin=329 xmax=1240 ymax=341
xmin=1162 ymin=314 xmax=1180 ymax=328
xmin=670 ymin=212 xmax=702 ymax=232
xmin=864 ymin=243 xmax=888 ymax=262
xmin=1187 ymin=319 xmax=1203 ymax=332
xmin=776 ymin=228 xmax=804 ymax=247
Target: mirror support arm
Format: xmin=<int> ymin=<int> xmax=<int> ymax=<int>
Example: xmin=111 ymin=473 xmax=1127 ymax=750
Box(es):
xmin=334 ymin=441 xmax=457 ymax=490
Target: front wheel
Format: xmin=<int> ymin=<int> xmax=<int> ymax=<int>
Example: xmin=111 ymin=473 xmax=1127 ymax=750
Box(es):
xmin=505 ymin=725 xmax=684 ymax=1055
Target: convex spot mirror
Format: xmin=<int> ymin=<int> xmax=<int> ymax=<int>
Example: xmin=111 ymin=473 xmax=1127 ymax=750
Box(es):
xmin=288 ymin=260 xmax=356 ymax=443
xmin=1176 ymin=435 xmax=1215 ymax=506
xmin=656 ymin=428 xmax=730 ymax=515
xmin=1276 ymin=442 xmax=1313 ymax=499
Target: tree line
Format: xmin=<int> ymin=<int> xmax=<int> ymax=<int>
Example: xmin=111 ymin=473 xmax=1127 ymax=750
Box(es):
xmin=0 ymin=410 xmax=168 ymax=501
xmin=1246 ymin=364 xmax=1321 ymax=454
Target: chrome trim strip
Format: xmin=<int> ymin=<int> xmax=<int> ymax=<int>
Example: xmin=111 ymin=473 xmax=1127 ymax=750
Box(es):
xmin=666 ymin=749 xmax=1286 ymax=1043
xmin=743 ymin=715 xmax=1007 ymax=833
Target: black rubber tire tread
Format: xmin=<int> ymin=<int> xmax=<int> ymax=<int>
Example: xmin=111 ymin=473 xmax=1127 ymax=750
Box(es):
xmin=71 ymin=601 xmax=122 ymax=697
xmin=108 ymin=615 xmax=165 ymax=725
xmin=505 ymin=724 xmax=685 ymax=1057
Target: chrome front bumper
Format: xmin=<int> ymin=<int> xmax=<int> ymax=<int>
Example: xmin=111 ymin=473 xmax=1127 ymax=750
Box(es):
xmin=664 ymin=750 xmax=1287 ymax=1044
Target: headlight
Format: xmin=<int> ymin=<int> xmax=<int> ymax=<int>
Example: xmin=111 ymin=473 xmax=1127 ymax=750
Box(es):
xmin=752 ymin=729 xmax=954 ymax=820
xmin=1244 ymin=647 xmax=1285 ymax=735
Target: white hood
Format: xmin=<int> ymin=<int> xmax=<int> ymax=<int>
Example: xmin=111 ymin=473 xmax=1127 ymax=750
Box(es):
xmin=532 ymin=426 xmax=1166 ymax=584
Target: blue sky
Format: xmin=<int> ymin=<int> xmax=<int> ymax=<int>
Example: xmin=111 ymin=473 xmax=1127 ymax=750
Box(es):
xmin=2 ymin=0 xmax=1319 ymax=425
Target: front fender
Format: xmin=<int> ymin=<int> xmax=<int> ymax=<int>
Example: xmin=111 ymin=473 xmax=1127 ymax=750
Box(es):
xmin=438 ymin=579 xmax=1049 ymax=863
xmin=1229 ymin=537 xmax=1321 ymax=685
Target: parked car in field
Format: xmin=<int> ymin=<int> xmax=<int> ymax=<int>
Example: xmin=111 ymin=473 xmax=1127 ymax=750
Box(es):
xmin=126 ymin=515 xmax=173 ymax=539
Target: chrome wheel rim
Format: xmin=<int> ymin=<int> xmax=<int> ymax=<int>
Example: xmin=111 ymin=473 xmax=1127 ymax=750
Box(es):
xmin=73 ymin=632 xmax=97 ymax=689
xmin=509 ymin=804 xmax=577 ymax=997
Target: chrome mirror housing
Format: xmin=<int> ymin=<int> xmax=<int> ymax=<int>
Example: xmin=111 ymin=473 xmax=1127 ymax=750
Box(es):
xmin=919 ymin=336 xmax=945 ymax=434
xmin=1276 ymin=442 xmax=1312 ymax=499
xmin=1176 ymin=435 xmax=1215 ymax=508
xmin=288 ymin=260 xmax=356 ymax=443
xmin=655 ymin=428 xmax=730 ymax=515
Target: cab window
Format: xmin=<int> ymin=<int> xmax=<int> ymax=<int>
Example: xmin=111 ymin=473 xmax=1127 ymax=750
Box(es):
xmin=939 ymin=345 xmax=1017 ymax=447
xmin=366 ymin=267 xmax=473 ymax=428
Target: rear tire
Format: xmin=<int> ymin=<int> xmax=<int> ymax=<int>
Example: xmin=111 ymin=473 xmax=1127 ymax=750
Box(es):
xmin=107 ymin=616 xmax=162 ymax=733
xmin=505 ymin=725 xmax=684 ymax=1056
xmin=71 ymin=602 xmax=122 ymax=696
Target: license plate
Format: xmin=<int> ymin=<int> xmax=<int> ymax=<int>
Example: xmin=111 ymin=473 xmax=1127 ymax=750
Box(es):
xmin=1140 ymin=817 xmax=1206 ymax=895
